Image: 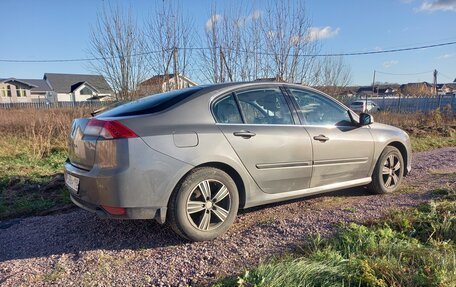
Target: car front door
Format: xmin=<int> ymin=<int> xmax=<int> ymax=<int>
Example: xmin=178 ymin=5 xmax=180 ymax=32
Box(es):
xmin=213 ymin=87 xmax=313 ymax=194
xmin=287 ymin=88 xmax=375 ymax=188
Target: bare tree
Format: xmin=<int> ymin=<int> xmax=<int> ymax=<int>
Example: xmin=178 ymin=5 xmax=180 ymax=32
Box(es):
xmin=143 ymin=2 xmax=195 ymax=92
xmin=200 ymin=1 xmax=324 ymax=84
xmin=312 ymin=56 xmax=352 ymax=96
xmin=88 ymin=4 xmax=147 ymax=101
xmin=261 ymin=0 xmax=319 ymax=83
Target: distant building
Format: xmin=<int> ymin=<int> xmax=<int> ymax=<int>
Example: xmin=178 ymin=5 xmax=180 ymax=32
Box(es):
xmin=399 ymin=82 xmax=433 ymax=97
xmin=439 ymin=83 xmax=456 ymax=95
xmin=138 ymin=74 xmax=197 ymax=95
xmin=0 ymin=78 xmax=52 ymax=103
xmin=355 ymin=85 xmax=399 ymax=98
xmin=44 ymin=73 xmax=114 ymax=102
xmin=0 ymin=73 xmax=114 ymax=103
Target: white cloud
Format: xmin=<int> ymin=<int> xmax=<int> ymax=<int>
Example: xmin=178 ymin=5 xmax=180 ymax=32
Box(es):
xmin=383 ymin=60 xmax=399 ymax=68
xmin=438 ymin=53 xmax=456 ymax=59
xmin=205 ymin=14 xmax=222 ymax=31
xmin=418 ymin=0 xmax=456 ymax=12
xmin=307 ymin=26 xmax=340 ymax=42
xmin=249 ymin=10 xmax=261 ymax=20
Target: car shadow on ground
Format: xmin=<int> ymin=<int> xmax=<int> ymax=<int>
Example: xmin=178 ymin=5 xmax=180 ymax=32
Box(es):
xmin=0 ymin=186 xmax=371 ymax=262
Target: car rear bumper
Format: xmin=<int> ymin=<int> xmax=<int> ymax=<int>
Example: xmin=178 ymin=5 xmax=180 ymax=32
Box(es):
xmin=69 ymin=193 xmax=167 ymax=222
xmin=63 ymin=138 xmax=194 ymax=223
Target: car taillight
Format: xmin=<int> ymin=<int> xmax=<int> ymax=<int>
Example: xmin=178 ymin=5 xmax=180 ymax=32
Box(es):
xmin=85 ymin=118 xmax=138 ymax=139
xmin=102 ymin=205 xmax=126 ymax=216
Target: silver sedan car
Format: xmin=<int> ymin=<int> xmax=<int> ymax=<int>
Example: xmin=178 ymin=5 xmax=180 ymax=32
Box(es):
xmin=64 ymin=82 xmax=411 ymax=241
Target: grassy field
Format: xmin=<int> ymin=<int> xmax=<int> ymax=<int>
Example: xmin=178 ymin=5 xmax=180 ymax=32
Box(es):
xmin=375 ymin=108 xmax=456 ymax=152
xmin=0 ymin=108 xmax=91 ymax=219
xmin=214 ymin=186 xmax=456 ymax=287
xmin=0 ymin=107 xmax=454 ymax=220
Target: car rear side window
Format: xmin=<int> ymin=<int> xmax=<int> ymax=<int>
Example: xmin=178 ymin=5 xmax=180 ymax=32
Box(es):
xmin=97 ymin=86 xmax=204 ymax=117
xmin=213 ymin=95 xmax=243 ymax=124
xmin=235 ymin=88 xmax=293 ymax=125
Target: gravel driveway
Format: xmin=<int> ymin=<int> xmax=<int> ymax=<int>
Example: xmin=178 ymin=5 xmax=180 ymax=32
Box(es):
xmin=1 ymin=147 xmax=455 ymax=286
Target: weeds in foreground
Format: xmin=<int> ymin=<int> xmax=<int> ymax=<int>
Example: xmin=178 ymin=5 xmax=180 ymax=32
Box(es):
xmin=215 ymin=187 xmax=456 ymax=287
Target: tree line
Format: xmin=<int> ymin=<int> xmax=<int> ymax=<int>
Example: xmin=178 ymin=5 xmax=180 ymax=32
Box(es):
xmin=88 ymin=1 xmax=352 ymax=101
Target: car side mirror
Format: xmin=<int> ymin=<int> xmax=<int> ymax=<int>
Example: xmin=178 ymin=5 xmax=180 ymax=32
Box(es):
xmin=359 ymin=113 xmax=374 ymax=126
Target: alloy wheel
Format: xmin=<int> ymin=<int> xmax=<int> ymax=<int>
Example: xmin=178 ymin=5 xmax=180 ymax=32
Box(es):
xmin=186 ymin=179 xmax=231 ymax=231
xmin=382 ymin=154 xmax=401 ymax=189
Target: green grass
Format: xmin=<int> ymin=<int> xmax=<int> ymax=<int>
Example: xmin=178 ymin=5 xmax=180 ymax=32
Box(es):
xmin=214 ymin=187 xmax=456 ymax=287
xmin=0 ymin=136 xmax=71 ymax=220
xmin=411 ymin=134 xmax=456 ymax=152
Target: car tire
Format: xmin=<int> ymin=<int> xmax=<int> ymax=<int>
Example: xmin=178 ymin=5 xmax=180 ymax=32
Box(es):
xmin=168 ymin=167 xmax=239 ymax=241
xmin=368 ymin=146 xmax=404 ymax=194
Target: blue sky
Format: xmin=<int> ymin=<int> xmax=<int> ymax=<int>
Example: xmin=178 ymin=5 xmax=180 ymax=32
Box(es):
xmin=1 ymin=0 xmax=455 ymax=85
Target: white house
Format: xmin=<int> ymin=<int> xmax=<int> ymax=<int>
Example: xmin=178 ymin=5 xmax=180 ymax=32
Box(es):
xmin=44 ymin=73 xmax=114 ymax=102
xmin=0 ymin=78 xmax=53 ymax=103
xmin=0 ymin=73 xmax=114 ymax=103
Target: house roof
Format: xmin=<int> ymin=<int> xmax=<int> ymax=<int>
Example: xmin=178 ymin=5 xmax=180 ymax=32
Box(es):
xmin=0 ymin=78 xmax=38 ymax=88
xmin=442 ymin=83 xmax=456 ymax=89
xmin=19 ymin=79 xmax=52 ymax=92
xmin=70 ymin=81 xmax=99 ymax=93
xmin=139 ymin=74 xmax=198 ymax=87
xmin=44 ymin=73 xmax=113 ymax=93
xmin=140 ymin=74 xmax=176 ymax=86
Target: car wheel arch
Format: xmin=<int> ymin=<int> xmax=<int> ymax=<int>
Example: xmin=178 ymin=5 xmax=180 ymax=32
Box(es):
xmin=377 ymin=141 xmax=409 ymax=177
xmin=168 ymin=161 xmax=247 ymax=210
xmin=387 ymin=141 xmax=409 ymax=176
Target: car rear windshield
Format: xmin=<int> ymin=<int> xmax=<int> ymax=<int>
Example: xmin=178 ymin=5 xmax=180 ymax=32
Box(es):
xmin=351 ymin=102 xmax=363 ymax=105
xmin=97 ymin=86 xmax=204 ymax=117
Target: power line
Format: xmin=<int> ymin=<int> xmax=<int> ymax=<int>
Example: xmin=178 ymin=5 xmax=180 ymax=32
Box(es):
xmin=189 ymin=41 xmax=456 ymax=57
xmin=1 ymin=41 xmax=456 ymax=63
xmin=0 ymin=50 xmax=166 ymax=63
xmin=439 ymin=72 xmax=455 ymax=81
xmin=375 ymin=70 xmax=434 ymax=76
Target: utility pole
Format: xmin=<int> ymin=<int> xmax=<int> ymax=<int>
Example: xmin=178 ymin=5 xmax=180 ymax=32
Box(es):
xmin=173 ymin=47 xmax=179 ymax=90
xmin=220 ymin=48 xmax=233 ymax=82
xmin=219 ymin=47 xmax=224 ymax=83
xmin=369 ymin=70 xmax=376 ymax=112
xmin=433 ymin=69 xmax=438 ymax=96
xmin=434 ymin=69 xmax=441 ymax=108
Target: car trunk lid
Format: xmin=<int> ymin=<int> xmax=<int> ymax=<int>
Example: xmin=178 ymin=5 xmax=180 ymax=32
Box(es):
xmin=68 ymin=118 xmax=97 ymax=170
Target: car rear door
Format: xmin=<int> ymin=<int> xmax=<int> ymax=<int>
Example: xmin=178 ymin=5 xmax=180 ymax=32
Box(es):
xmin=286 ymin=87 xmax=375 ymax=187
xmin=213 ymin=87 xmax=313 ymax=194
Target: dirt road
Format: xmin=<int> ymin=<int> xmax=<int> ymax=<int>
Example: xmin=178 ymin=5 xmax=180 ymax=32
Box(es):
xmin=1 ymin=147 xmax=455 ymax=286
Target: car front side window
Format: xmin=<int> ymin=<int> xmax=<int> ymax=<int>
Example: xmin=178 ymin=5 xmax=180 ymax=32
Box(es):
xmin=289 ymin=88 xmax=352 ymax=126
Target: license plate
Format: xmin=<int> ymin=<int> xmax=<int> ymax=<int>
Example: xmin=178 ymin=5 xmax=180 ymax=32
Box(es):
xmin=65 ymin=173 xmax=80 ymax=193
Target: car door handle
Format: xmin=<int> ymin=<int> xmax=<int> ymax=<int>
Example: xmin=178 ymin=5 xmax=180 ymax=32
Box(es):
xmin=233 ymin=131 xmax=256 ymax=138
xmin=313 ymin=135 xmax=329 ymax=142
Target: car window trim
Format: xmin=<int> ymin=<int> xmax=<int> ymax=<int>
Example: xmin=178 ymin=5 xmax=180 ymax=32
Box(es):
xmin=211 ymin=93 xmax=244 ymax=124
xmin=280 ymin=86 xmax=301 ymax=125
xmin=232 ymin=92 xmax=247 ymax=124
